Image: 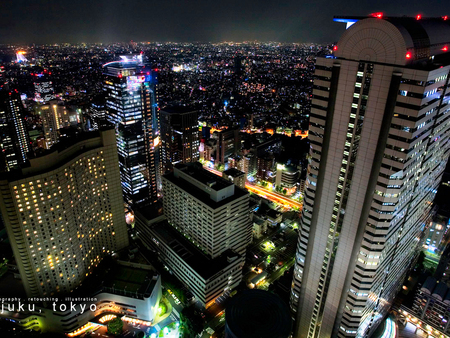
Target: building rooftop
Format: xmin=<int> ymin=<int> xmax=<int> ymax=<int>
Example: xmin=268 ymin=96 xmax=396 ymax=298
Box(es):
xmin=1 ymin=127 xmax=116 ymax=181
xmin=333 ymin=15 xmax=450 ymax=69
xmin=70 ymin=257 xmax=158 ymax=300
xmin=164 ymin=168 xmax=248 ymax=209
xmin=173 ymin=162 xmax=232 ymax=191
xmin=223 ymin=168 xmax=245 ymax=177
xmin=150 ymin=220 xmax=241 ymax=279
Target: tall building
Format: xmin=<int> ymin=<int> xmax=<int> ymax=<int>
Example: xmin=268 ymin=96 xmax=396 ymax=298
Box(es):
xmin=136 ymin=162 xmax=252 ymax=307
xmin=291 ymin=15 xmax=450 ymax=338
xmin=103 ymin=55 xmax=158 ymax=209
xmin=0 ymin=88 xmax=30 ymax=171
xmin=0 ymin=128 xmax=129 ymax=297
xmin=160 ymin=107 xmax=199 ymax=173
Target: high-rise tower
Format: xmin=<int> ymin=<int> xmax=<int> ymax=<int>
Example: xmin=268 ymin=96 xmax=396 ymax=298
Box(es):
xmin=0 ymin=128 xmax=129 ymax=297
xmin=0 ymin=88 xmax=30 ymax=171
xmin=291 ymin=15 xmax=450 ymax=338
xmin=103 ymin=55 xmax=158 ymax=210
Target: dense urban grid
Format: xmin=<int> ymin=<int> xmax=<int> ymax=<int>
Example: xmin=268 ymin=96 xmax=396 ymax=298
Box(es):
xmin=1 ymin=13 xmax=450 ymax=338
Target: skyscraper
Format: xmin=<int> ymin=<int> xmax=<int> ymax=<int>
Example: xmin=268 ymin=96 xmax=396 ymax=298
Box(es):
xmin=103 ymin=55 xmax=158 ymax=209
xmin=291 ymin=15 xmax=450 ymax=338
xmin=0 ymin=128 xmax=129 ymax=297
xmin=160 ymin=107 xmax=199 ymax=173
xmin=0 ymin=88 xmax=30 ymax=171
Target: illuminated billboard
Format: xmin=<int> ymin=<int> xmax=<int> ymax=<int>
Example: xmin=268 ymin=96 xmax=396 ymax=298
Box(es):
xmin=126 ymin=75 xmax=151 ymax=91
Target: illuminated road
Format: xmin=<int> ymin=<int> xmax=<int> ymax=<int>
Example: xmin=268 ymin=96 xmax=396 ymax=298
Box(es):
xmin=203 ymin=166 xmax=303 ymax=210
xmin=245 ymin=184 xmax=303 ymax=210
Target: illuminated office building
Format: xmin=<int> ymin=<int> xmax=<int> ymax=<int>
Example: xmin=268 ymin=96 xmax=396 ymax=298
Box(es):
xmin=0 ymin=128 xmax=129 ymax=297
xmin=0 ymin=88 xmax=30 ymax=171
xmin=291 ymin=15 xmax=450 ymax=338
xmin=103 ymin=55 xmax=158 ymax=209
xmin=160 ymin=108 xmax=199 ymax=173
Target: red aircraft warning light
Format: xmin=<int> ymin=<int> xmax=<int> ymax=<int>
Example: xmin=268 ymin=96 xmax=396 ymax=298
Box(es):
xmin=443 ymin=16 xmax=448 ymax=21
xmin=416 ymin=14 xmax=422 ymax=20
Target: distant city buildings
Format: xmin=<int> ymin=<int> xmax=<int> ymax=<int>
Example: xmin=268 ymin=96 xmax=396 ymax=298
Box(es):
xmin=34 ymin=79 xmax=56 ymax=103
xmin=291 ymin=15 xmax=450 ymax=338
xmin=0 ymin=128 xmax=129 ymax=297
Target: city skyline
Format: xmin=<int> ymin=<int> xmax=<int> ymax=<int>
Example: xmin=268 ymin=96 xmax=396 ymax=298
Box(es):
xmin=1 ymin=9 xmax=450 ymax=338
xmin=0 ymin=1 xmax=448 ymax=44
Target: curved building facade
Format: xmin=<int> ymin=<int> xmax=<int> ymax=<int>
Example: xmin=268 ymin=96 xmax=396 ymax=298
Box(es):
xmin=291 ymin=15 xmax=450 ymax=338
xmin=0 ymin=128 xmax=129 ymax=297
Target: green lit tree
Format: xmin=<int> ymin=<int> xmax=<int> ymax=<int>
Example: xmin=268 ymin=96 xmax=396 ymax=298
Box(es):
xmin=107 ymin=317 xmax=123 ymax=335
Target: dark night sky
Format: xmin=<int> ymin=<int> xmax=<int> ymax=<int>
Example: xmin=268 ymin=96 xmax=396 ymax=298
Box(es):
xmin=1 ymin=0 xmax=449 ymax=44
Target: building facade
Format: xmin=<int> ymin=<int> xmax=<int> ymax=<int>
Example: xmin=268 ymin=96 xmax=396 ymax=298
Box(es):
xmin=0 ymin=128 xmax=129 ymax=297
xmin=103 ymin=55 xmax=158 ymax=209
xmin=275 ymin=163 xmax=300 ymax=189
xmin=0 ymin=88 xmax=30 ymax=171
xmin=256 ymin=155 xmax=275 ymax=182
xmin=411 ymin=276 xmax=450 ymax=335
xmin=163 ymin=163 xmax=252 ymax=258
xmin=137 ymin=162 xmax=251 ymax=307
xmin=291 ymin=16 xmax=450 ymax=338
xmin=213 ymin=128 xmax=240 ymax=164
xmin=160 ymin=108 xmax=199 ymax=173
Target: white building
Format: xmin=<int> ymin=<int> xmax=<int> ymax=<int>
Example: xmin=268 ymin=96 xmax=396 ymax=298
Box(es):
xmin=163 ymin=162 xmax=252 ymax=258
xmin=137 ymin=162 xmax=251 ymax=307
xmin=0 ymin=265 xmax=162 ymax=335
xmin=142 ymin=220 xmax=243 ymax=307
xmin=291 ymin=15 xmax=450 ymax=338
